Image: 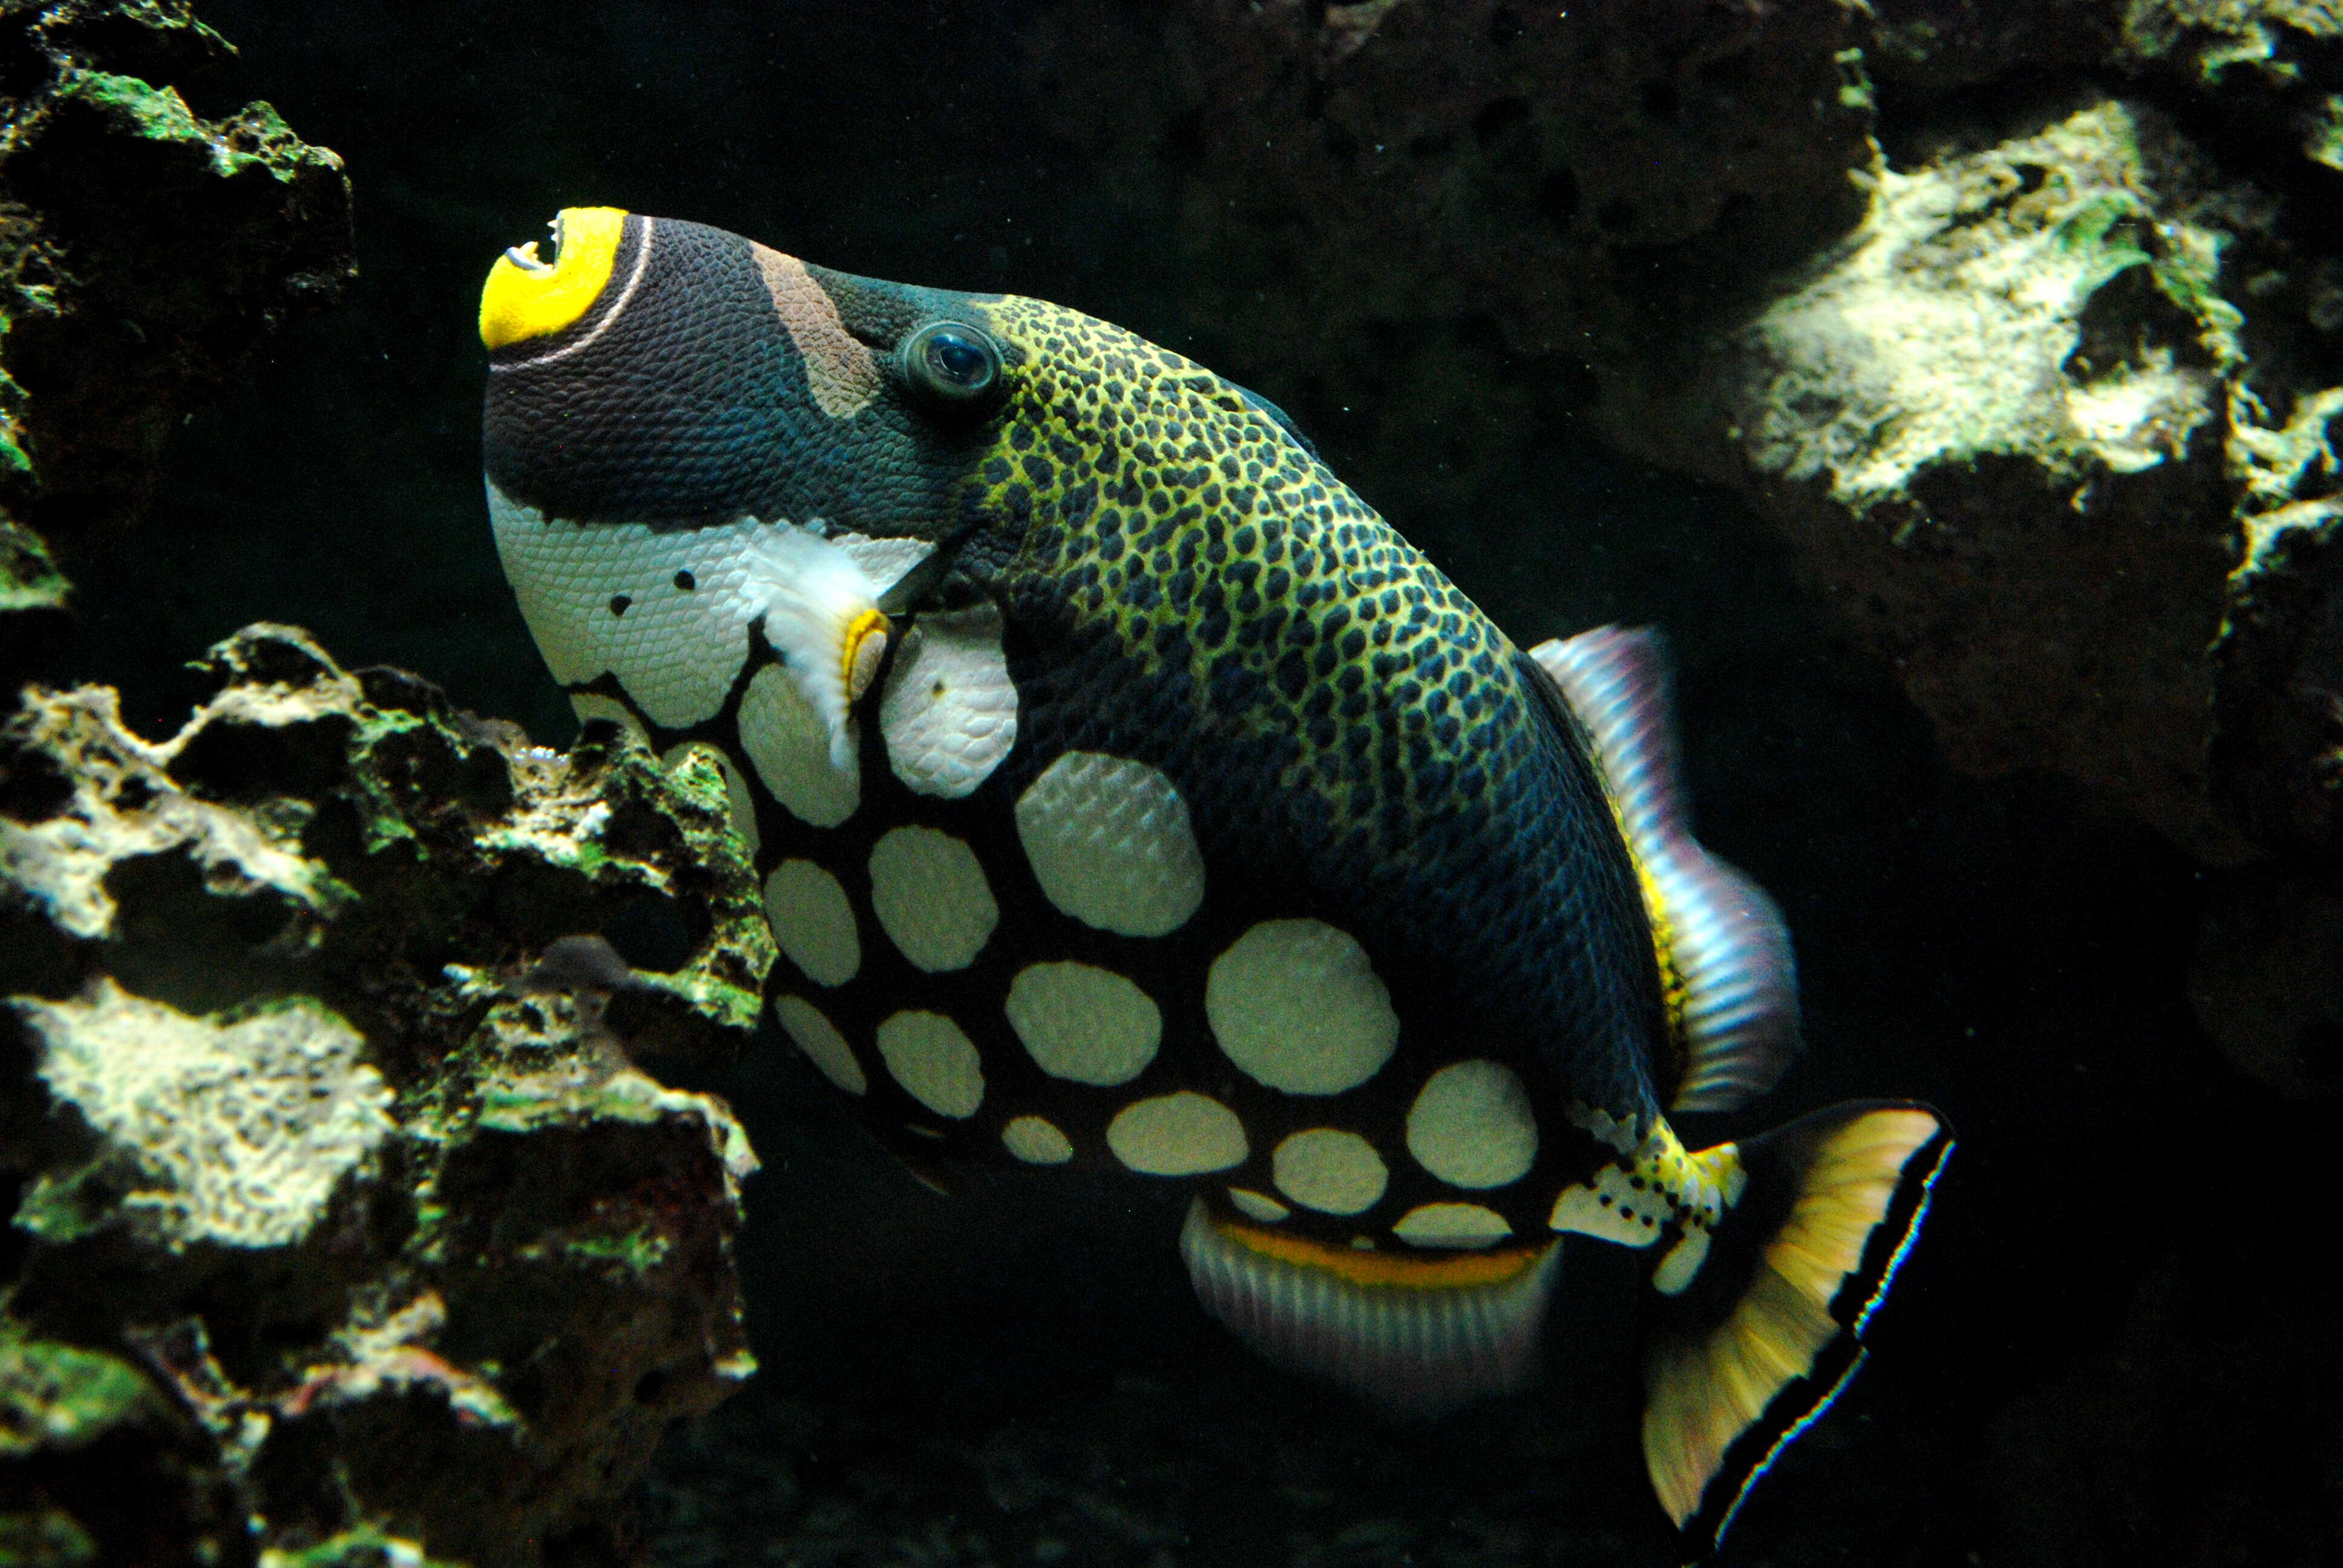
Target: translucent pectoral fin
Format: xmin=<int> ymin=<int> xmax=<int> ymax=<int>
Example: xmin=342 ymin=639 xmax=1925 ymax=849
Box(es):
xmin=1179 ymin=1200 xmax=1561 ymax=1419
xmin=1527 ymin=628 xmax=1800 ymax=1112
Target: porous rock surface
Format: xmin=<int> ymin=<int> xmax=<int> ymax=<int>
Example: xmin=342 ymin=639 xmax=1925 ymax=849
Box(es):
xmin=1 ymin=624 xmax=774 ymax=1567
xmin=0 ymin=0 xmax=352 ymax=652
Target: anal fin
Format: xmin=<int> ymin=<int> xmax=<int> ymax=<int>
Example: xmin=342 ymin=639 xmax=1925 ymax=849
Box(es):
xmin=1528 ymin=627 xmax=1800 ymax=1112
xmin=1179 ymin=1200 xmax=1561 ymax=1419
xmin=1642 ymin=1102 xmax=1952 ymax=1557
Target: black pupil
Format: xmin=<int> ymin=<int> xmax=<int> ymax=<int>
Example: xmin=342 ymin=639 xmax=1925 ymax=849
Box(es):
xmin=927 ymin=332 xmax=988 ymax=385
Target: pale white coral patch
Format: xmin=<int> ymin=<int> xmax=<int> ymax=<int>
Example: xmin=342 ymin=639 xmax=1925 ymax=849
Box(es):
xmin=16 ymin=979 xmax=394 ymax=1250
xmin=1738 ymin=100 xmax=2243 ymax=512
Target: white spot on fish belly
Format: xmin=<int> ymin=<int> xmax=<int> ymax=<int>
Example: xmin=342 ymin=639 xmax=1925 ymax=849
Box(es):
xmin=868 ymin=826 xmax=998 ymax=972
xmin=738 ymin=663 xmax=859 ymax=828
xmin=1651 ymin=1228 xmax=1710 ymax=1295
xmin=763 ymin=860 xmax=859 ymax=988
xmin=880 ymin=604 xmax=1018 ymax=797
xmin=1001 ymin=1115 xmax=1075 ymax=1166
xmin=876 ymin=1010 xmax=985 ymax=1119
xmin=1406 ymin=1060 xmax=1538 ymax=1189
xmin=1005 ymin=961 xmax=1161 ymax=1086
xmin=1014 ymin=751 xmax=1204 ymax=936
xmin=775 ymin=995 xmax=864 ymax=1095
xmin=1207 ymin=918 xmax=1398 ymax=1096
xmin=1106 ymin=1092 xmax=1248 ymax=1176
xmin=1547 ymin=1166 xmax=1660 ymax=1246
xmin=568 ymin=691 xmax=646 ymax=740
xmin=1271 ymin=1128 xmax=1389 ymax=1216
xmin=1391 ymin=1202 xmax=1514 ymax=1250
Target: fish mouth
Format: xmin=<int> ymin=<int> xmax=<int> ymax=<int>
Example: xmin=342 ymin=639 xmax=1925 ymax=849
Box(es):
xmin=478 ymin=206 xmax=634 ymax=353
xmin=501 ymin=212 xmax=565 ymax=275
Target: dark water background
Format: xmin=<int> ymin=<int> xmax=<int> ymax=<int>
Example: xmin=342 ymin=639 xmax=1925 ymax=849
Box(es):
xmin=76 ymin=2 xmax=2330 ymax=1562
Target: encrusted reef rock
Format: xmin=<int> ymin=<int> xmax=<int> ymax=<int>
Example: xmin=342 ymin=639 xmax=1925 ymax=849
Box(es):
xmin=0 ymin=0 xmax=352 ymax=653
xmin=0 ymin=10 xmax=773 ymax=1558
xmin=0 ymin=624 xmax=774 ymax=1567
xmin=1725 ymin=97 xmax=2259 ymax=859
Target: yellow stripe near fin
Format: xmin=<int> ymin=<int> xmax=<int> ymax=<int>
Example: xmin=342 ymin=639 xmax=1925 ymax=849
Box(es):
xmin=1640 ymin=1103 xmax=1951 ymax=1558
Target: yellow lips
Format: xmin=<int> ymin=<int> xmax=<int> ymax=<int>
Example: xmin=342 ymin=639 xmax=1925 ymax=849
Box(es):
xmin=478 ymin=206 xmax=629 ymax=351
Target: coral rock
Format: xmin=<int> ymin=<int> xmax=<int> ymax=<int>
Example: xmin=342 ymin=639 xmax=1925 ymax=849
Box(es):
xmin=1727 ymin=99 xmax=2253 ymax=859
xmin=0 ymin=0 xmax=353 ymax=672
xmin=16 ymin=981 xmax=395 ymax=1251
xmin=1 ymin=624 xmax=774 ymax=1567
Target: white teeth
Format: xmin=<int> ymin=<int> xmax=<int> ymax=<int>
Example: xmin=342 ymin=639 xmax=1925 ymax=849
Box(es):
xmin=506 ymin=216 xmax=565 ymax=274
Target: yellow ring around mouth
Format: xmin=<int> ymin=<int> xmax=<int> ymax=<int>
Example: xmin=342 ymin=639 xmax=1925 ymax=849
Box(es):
xmin=479 ymin=206 xmax=629 ymax=351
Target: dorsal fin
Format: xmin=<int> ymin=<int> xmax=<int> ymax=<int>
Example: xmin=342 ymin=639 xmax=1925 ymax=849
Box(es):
xmin=1527 ymin=628 xmax=1799 ymax=1113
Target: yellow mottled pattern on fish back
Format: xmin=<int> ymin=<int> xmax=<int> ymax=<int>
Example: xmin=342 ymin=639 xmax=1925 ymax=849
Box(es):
xmin=970 ymin=296 xmax=1525 ymax=857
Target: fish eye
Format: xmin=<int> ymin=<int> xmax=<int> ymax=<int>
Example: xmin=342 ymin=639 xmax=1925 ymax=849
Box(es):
xmin=900 ymin=321 xmax=1003 ymax=408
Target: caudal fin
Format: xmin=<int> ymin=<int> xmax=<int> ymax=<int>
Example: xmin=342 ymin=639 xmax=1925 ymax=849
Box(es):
xmin=1642 ymin=1103 xmax=1951 ymax=1557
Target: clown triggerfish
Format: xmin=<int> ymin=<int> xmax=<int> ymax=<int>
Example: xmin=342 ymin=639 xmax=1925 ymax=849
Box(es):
xmin=478 ymin=207 xmax=1951 ymax=1555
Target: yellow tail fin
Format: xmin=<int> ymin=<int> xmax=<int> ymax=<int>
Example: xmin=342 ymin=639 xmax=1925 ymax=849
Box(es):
xmin=1642 ymin=1102 xmax=1951 ymax=1557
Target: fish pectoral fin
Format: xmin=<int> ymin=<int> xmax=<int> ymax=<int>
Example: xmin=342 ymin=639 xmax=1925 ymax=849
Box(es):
xmin=1642 ymin=1102 xmax=1951 ymax=1558
xmin=744 ymin=523 xmax=890 ymax=770
xmin=1525 ymin=628 xmax=1801 ymax=1114
xmin=1179 ymin=1200 xmax=1561 ymax=1419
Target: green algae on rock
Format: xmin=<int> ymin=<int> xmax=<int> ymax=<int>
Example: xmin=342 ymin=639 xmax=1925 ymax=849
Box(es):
xmin=1 ymin=1314 xmax=244 ymax=1567
xmin=0 ymin=519 xmax=64 ymax=616
xmin=1 ymin=624 xmax=772 ymax=1567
